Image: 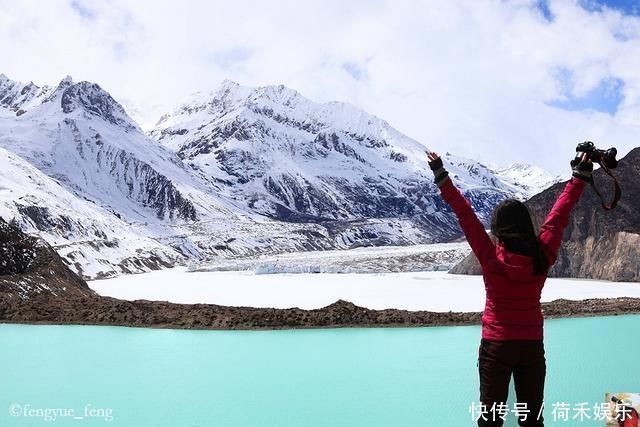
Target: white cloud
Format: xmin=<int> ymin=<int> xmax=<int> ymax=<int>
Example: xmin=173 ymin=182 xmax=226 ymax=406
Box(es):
xmin=1 ymin=0 xmax=639 ymax=174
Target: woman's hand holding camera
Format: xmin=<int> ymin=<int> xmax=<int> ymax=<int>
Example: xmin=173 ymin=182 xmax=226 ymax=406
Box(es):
xmin=571 ymin=152 xmax=593 ymax=182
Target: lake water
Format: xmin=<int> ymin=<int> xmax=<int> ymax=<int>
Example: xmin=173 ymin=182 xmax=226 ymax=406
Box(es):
xmin=1 ymin=315 xmax=638 ymax=426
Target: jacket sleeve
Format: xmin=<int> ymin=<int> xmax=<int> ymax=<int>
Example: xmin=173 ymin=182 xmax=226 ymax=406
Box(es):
xmin=438 ymin=177 xmax=495 ymax=267
xmin=538 ymin=177 xmax=587 ymax=265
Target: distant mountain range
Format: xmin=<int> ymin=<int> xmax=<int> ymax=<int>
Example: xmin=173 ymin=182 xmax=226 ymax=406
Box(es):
xmin=0 ymin=73 xmax=559 ymax=279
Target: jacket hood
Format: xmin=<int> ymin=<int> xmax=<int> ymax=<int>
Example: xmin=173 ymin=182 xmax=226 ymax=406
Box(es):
xmin=496 ymin=244 xmax=535 ymax=280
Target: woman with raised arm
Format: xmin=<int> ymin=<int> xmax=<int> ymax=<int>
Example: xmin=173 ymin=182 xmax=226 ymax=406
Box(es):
xmin=427 ymin=151 xmax=592 ymax=427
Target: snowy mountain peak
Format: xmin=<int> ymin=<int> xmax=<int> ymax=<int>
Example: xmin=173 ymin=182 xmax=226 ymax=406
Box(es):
xmin=155 ymin=80 xmax=407 ymax=145
xmin=152 ymin=80 xmax=432 ymax=170
xmin=59 ymin=81 xmax=137 ymax=131
xmin=213 ymin=80 xmax=302 ymax=102
xmin=219 ymin=79 xmax=240 ymax=89
xmin=0 ymin=73 xmax=54 ymax=115
xmin=1 ymin=74 xmax=136 ymax=131
xmin=148 ymin=80 xmax=535 ymax=226
xmin=492 ymin=162 xmax=562 ymax=198
xmin=252 ymin=83 xmax=303 ymax=106
xmin=59 ymin=75 xmax=74 ymax=87
xmin=0 ymin=74 xmax=229 ymax=227
xmin=499 ymin=162 xmax=542 ymax=173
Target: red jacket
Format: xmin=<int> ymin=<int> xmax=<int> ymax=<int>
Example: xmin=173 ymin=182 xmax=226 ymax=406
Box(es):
xmin=439 ymin=177 xmax=586 ymax=340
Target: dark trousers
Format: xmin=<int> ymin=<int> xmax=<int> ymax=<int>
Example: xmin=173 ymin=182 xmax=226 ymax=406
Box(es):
xmin=477 ymin=338 xmax=546 ymax=427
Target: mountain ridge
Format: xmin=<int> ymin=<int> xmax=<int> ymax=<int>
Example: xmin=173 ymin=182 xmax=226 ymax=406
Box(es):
xmin=151 ymin=79 xmax=555 ymax=223
xmin=0 ymin=73 xmax=559 ymax=279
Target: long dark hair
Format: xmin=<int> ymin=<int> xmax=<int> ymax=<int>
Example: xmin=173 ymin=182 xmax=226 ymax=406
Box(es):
xmin=490 ymin=199 xmax=549 ymax=275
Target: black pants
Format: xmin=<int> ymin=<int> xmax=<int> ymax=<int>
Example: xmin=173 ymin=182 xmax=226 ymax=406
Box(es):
xmin=477 ymin=338 xmax=546 ymax=427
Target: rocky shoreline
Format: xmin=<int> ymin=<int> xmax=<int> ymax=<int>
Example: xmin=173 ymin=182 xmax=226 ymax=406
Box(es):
xmin=2 ymin=294 xmax=640 ymax=331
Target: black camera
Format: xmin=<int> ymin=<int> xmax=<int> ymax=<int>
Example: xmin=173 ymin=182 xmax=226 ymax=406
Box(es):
xmin=574 ymin=141 xmax=618 ymax=169
xmin=572 ymin=140 xmax=621 ymax=210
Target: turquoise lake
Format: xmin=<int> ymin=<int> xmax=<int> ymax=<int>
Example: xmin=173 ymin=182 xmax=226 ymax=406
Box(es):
xmin=1 ymin=315 xmax=638 ymax=426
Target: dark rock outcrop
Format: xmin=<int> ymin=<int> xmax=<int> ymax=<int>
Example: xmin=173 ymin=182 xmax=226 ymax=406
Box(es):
xmin=450 ymin=147 xmax=640 ymax=281
xmin=61 ymin=81 xmax=136 ymax=131
xmin=0 ymin=217 xmax=94 ymax=299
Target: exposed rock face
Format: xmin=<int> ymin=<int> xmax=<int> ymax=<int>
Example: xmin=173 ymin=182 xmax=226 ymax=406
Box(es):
xmin=0 ymin=217 xmax=93 ymax=299
xmin=61 ymin=81 xmax=136 ymax=131
xmin=0 ymin=146 xmax=188 ymax=280
xmin=450 ymin=147 xmax=640 ymax=282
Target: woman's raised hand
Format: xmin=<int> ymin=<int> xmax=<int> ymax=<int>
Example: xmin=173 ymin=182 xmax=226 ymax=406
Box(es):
xmin=426 ymin=151 xmax=449 ymax=187
xmin=571 ymin=152 xmax=593 ymax=182
xmin=427 ymin=151 xmax=443 ymax=171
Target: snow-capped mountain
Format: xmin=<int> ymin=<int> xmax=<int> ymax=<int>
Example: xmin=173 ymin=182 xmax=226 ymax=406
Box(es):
xmin=0 ymin=75 xmax=323 ymax=277
xmin=0 ymin=74 xmax=554 ymax=279
xmin=151 ymin=80 xmax=534 ymax=225
xmin=492 ymin=162 xmax=562 ymax=197
xmin=0 ymin=75 xmax=232 ymax=223
xmin=442 ymin=155 xmax=561 ymax=200
xmin=0 ymin=74 xmax=55 ymax=116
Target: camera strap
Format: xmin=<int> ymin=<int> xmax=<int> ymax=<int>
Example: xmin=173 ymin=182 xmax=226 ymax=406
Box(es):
xmin=589 ymin=161 xmax=621 ymax=210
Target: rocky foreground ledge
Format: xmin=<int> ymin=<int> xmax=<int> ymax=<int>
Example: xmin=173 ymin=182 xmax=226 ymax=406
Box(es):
xmin=3 ymin=295 xmax=640 ymax=330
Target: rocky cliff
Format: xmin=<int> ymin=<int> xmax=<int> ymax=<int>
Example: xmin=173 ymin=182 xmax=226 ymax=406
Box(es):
xmin=449 ymin=147 xmax=640 ymax=281
xmin=0 ymin=217 xmax=93 ymax=299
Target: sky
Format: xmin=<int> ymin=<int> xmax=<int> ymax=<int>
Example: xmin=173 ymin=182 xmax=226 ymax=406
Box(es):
xmin=1 ymin=0 xmax=640 ymax=175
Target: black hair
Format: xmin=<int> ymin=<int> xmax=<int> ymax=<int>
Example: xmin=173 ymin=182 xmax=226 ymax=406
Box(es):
xmin=490 ymin=199 xmax=549 ymax=275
